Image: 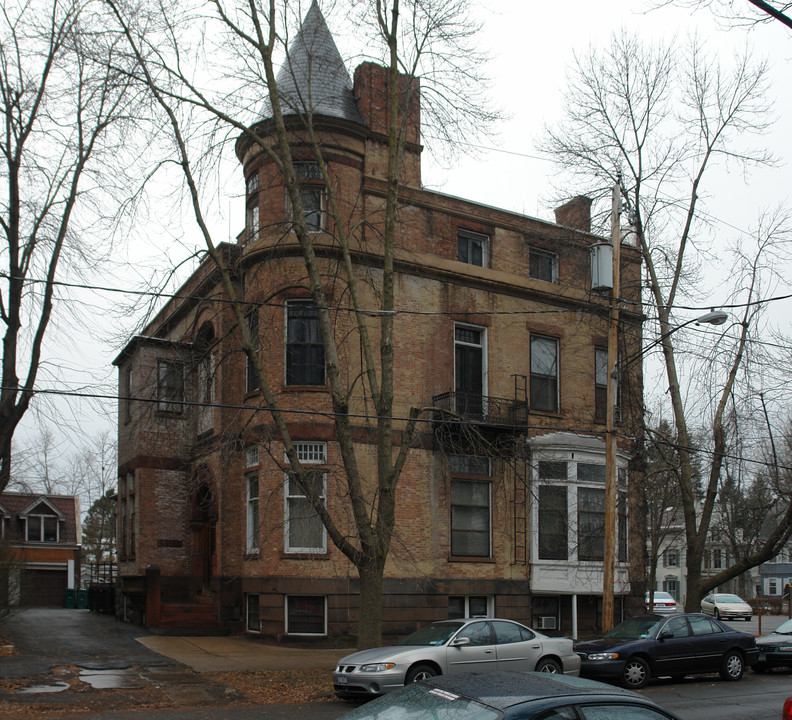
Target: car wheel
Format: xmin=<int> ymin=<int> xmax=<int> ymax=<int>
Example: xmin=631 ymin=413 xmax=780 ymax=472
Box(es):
xmin=621 ymin=656 xmax=650 ymax=689
xmin=714 ymin=609 xmax=720 ymax=619
xmin=405 ymin=664 xmax=438 ymax=684
xmin=719 ymin=650 xmax=744 ymax=681
xmin=535 ymin=658 xmax=561 ymax=673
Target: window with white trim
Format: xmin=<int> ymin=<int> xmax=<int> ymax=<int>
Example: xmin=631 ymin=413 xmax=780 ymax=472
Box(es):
xmin=595 ymin=346 xmax=608 ymax=421
xmin=532 ymin=456 xmax=628 ymax=566
xmin=246 ymin=473 xmax=259 ymax=554
xmin=454 ymin=324 xmax=486 ymax=417
xmin=450 ymin=479 xmax=491 ymax=557
xmin=286 ymin=301 xmax=325 ymax=386
xmin=157 ymin=360 xmax=184 ymax=414
xmin=284 ymin=442 xmax=327 ymax=553
xmin=245 ymin=446 xmax=259 ymax=554
xmin=529 ymin=248 xmax=558 ymax=283
xmin=285 ymin=595 xmax=327 ymax=635
xmin=448 ymin=595 xmax=493 ymax=619
xmin=290 ymin=162 xmax=325 ymax=232
xmin=530 ymin=336 xmax=559 ymax=413
xmin=25 ymin=504 xmax=59 ymax=543
xmin=246 ymin=171 xmax=260 ymax=242
xmin=457 ymin=229 xmax=490 ymax=267
xmin=578 ymin=487 xmax=606 ymax=561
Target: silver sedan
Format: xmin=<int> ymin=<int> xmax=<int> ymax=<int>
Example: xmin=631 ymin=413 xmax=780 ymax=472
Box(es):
xmin=332 ymin=617 xmax=580 ymax=699
xmin=701 ymin=593 xmax=753 ymax=621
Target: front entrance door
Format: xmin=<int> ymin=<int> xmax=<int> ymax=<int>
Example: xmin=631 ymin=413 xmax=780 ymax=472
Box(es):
xmin=191 ymin=482 xmax=215 ymax=593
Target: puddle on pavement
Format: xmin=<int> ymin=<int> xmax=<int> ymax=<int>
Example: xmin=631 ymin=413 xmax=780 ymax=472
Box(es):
xmin=17 ymin=682 xmax=70 ymax=694
xmin=79 ymin=668 xmax=144 ymax=689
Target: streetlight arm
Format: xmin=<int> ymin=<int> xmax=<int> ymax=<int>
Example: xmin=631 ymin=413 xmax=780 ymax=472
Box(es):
xmin=613 ymin=310 xmax=729 ymax=378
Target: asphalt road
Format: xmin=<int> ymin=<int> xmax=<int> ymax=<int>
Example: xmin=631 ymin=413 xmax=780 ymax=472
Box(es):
xmin=0 ymin=607 xmax=176 ymax=679
xmin=1 ymin=610 xmax=789 ymax=720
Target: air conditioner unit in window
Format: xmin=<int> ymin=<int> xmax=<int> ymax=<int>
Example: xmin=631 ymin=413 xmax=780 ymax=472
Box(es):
xmin=537 ymin=616 xmax=557 ymax=630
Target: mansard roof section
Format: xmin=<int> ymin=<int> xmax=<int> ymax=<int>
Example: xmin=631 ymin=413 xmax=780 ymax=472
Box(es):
xmin=260 ymin=1 xmax=365 ymax=127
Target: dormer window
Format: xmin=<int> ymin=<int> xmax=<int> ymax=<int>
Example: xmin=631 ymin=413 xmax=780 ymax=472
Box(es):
xmin=24 ymin=502 xmax=60 ymax=542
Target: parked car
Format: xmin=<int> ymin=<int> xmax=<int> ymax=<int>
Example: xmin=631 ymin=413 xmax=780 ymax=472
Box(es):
xmin=336 ymin=670 xmax=683 ymax=720
xmin=575 ymin=613 xmax=759 ymax=689
xmin=646 ymin=591 xmax=678 ymax=615
xmin=332 ymin=618 xmax=580 ymax=699
xmin=701 ymin=593 xmax=753 ymax=620
xmin=754 ymin=617 xmax=792 ymax=673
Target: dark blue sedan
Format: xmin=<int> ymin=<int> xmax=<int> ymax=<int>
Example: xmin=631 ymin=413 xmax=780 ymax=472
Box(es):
xmin=337 ymin=670 xmax=682 ymax=719
xmin=575 ymin=613 xmax=759 ymax=689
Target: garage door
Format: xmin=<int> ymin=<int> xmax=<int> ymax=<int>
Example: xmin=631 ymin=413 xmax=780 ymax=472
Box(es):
xmin=20 ymin=568 xmax=67 ymax=607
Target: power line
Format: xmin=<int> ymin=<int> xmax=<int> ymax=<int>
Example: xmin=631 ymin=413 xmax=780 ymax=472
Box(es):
xmin=11 ymin=384 xmax=792 ymax=475
xmin=5 ymin=271 xmax=792 ymax=320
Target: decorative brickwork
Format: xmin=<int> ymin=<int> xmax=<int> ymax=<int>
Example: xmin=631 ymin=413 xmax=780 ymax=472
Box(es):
xmin=114 ymin=5 xmax=643 ymax=642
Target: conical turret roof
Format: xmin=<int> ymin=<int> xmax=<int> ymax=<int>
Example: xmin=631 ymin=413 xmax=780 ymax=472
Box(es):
xmin=262 ymin=1 xmax=365 ymax=126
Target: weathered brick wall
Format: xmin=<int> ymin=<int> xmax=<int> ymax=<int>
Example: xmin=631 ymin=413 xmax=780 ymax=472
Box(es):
xmin=116 ymin=57 xmax=643 ymax=636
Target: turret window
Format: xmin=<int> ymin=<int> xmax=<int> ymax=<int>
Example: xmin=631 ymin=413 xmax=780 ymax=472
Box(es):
xmin=290 ymin=162 xmax=325 ymax=232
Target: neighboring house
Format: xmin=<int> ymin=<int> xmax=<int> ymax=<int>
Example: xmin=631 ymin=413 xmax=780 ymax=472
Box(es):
xmin=757 ymin=545 xmax=792 ymax=597
xmin=0 ymin=492 xmax=81 ymax=607
xmin=113 ymin=3 xmax=644 ymax=641
xmin=649 ymin=531 xmax=756 ymax=607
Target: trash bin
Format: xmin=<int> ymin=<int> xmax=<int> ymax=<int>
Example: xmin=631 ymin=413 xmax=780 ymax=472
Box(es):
xmin=64 ymin=588 xmax=76 ymax=609
xmin=77 ymin=589 xmax=88 ymax=609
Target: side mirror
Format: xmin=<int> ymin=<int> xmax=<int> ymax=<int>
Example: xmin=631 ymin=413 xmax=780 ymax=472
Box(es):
xmin=658 ymin=631 xmax=673 ymax=641
xmin=451 ymin=636 xmax=471 ymax=647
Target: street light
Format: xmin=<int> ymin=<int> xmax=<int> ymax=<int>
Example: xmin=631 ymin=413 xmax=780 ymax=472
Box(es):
xmin=598 ymin=179 xmax=729 ymax=633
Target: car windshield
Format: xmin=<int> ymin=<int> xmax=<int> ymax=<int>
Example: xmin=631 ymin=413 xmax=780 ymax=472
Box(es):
xmin=773 ymin=619 xmax=792 ymax=635
xmin=717 ymin=595 xmax=744 ymax=603
xmin=603 ymin=617 xmax=663 ymax=640
xmin=337 ymin=682 xmax=500 ymax=720
xmin=397 ymin=622 xmax=465 ymax=646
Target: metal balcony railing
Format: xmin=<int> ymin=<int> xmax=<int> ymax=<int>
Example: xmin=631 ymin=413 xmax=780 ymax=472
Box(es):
xmin=431 ymin=392 xmax=529 ymax=428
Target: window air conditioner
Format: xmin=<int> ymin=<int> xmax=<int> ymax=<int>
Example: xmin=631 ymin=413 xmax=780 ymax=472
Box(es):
xmin=537 ymin=616 xmax=557 ymax=630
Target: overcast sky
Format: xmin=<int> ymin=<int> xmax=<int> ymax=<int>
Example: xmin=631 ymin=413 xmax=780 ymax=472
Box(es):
xmin=424 ymin=0 xmax=791 ymax=226
xmin=16 ymin=0 xmax=792 ymax=484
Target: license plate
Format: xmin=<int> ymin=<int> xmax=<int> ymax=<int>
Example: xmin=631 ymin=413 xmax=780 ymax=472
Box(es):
xmin=758 ymin=653 xmax=766 ymax=662
xmin=338 ymin=676 xmax=348 ymax=684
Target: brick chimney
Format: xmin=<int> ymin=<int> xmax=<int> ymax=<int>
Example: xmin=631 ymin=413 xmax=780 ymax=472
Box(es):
xmin=554 ymin=196 xmax=592 ymax=233
xmin=353 ymin=62 xmax=420 ymax=146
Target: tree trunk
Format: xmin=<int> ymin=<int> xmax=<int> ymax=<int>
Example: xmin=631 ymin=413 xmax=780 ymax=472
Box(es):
xmin=685 ymin=549 xmax=704 ymax=611
xmin=357 ymin=560 xmax=385 ymax=650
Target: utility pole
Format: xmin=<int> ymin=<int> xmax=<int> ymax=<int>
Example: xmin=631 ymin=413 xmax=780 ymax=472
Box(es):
xmin=602 ymin=179 xmax=621 ymax=634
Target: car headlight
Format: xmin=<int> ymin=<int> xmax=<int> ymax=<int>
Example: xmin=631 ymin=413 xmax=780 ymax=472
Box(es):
xmin=778 ymin=646 xmax=792 ymax=653
xmin=587 ymin=652 xmax=619 ymax=661
xmin=359 ymin=663 xmax=396 ymax=672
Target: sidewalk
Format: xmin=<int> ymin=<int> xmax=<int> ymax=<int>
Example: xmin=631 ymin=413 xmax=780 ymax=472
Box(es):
xmin=137 ymin=635 xmax=346 ymax=673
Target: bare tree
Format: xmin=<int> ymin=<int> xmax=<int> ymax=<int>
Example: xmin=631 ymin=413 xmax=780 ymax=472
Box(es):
xmin=644 ymin=420 xmax=686 ymax=606
xmin=542 ymin=31 xmax=792 ymax=610
xmin=652 ymin=0 xmax=792 ymax=30
xmin=0 ymin=0 xmax=140 ymax=492
xmin=107 ymin=0 xmax=497 ymax=647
